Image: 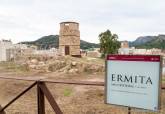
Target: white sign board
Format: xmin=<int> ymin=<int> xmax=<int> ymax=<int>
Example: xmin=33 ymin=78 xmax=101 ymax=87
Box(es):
xmin=105 ymin=55 xmax=162 ymax=111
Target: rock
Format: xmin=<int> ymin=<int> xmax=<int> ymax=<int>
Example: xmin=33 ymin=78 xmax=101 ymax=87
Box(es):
xmin=24 ymin=55 xmax=105 ymax=74
xmin=26 ymin=60 xmax=31 ymax=65
xmin=63 ymin=70 xmax=68 ymax=73
xmin=38 ymin=61 xmax=45 ymax=66
xmin=69 ymin=68 xmax=79 ymax=73
xmin=29 ymin=64 xmax=36 ymax=69
xmin=35 ymin=65 xmax=45 ymax=70
xmin=58 ymin=65 xmax=70 ymax=72
xmin=48 ymin=60 xmax=66 ymax=72
xmin=84 ymin=64 xmax=105 ymax=73
xmin=71 ymin=62 xmax=77 ymax=66
xmin=30 ymin=59 xmax=38 ymax=64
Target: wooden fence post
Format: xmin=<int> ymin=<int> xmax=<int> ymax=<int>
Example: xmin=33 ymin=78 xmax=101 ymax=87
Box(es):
xmin=37 ymin=81 xmax=45 ymax=114
xmin=0 ymin=105 xmax=6 ymax=114
xmin=39 ymin=82 xmax=63 ymax=114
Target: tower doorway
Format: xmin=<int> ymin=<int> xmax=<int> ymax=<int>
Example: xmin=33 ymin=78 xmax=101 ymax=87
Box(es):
xmin=65 ymin=46 xmax=70 ymax=55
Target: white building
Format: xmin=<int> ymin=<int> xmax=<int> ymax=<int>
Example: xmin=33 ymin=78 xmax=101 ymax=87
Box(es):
xmin=118 ymin=47 xmax=162 ymax=55
xmin=133 ymin=49 xmax=147 ymax=55
xmin=33 ymin=48 xmax=60 ymax=57
xmin=118 ymin=48 xmax=132 ymax=55
xmin=13 ymin=44 xmax=28 ymax=50
xmin=0 ymin=40 xmax=13 ymax=61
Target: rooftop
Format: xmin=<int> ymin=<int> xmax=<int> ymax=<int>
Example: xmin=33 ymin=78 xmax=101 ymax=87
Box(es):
xmin=60 ymin=21 xmax=79 ymax=24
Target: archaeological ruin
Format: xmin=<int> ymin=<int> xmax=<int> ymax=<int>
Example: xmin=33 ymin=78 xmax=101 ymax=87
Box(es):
xmin=59 ymin=21 xmax=80 ymax=57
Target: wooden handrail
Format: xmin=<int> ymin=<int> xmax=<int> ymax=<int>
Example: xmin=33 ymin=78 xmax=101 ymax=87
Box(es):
xmin=0 ymin=81 xmax=37 ymax=112
xmin=0 ymin=76 xmax=164 ymax=114
xmin=0 ymin=76 xmax=165 ymax=88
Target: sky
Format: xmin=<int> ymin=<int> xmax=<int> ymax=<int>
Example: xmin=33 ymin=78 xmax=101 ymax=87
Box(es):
xmin=0 ymin=0 xmax=165 ymax=43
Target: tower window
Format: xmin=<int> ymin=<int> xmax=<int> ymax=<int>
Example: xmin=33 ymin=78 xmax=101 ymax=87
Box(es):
xmin=65 ymin=23 xmax=69 ymax=26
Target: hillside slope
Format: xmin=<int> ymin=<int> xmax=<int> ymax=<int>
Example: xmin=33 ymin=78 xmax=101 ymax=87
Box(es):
xmin=136 ymin=35 xmax=165 ymax=49
xmin=130 ymin=35 xmax=165 ymax=49
xmin=20 ymin=35 xmax=100 ymax=49
xmin=130 ymin=36 xmax=156 ymax=46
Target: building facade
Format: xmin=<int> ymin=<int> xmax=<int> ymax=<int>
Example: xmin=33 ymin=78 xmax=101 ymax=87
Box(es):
xmin=59 ymin=21 xmax=80 ymax=56
xmin=0 ymin=40 xmax=13 ymax=61
xmin=120 ymin=41 xmax=129 ymax=48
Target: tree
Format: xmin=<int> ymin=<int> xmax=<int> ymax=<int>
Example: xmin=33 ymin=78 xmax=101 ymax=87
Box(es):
xmin=99 ymin=29 xmax=120 ymax=58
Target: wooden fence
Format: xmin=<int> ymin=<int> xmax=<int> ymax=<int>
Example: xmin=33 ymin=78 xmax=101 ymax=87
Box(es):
xmin=0 ymin=76 xmax=164 ymax=114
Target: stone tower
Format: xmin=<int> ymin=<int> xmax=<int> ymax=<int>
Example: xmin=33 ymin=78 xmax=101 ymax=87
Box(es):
xmin=59 ymin=21 xmax=80 ymax=56
xmin=121 ymin=41 xmax=129 ymax=48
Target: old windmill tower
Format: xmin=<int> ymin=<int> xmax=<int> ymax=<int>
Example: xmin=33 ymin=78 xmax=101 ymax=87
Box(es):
xmin=59 ymin=21 xmax=80 ymax=57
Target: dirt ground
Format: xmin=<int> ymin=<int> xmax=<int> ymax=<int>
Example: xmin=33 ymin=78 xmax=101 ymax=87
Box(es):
xmin=0 ymin=61 xmax=165 ymax=114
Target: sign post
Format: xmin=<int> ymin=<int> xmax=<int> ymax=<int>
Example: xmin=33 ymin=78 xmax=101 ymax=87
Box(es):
xmin=105 ymin=55 xmax=162 ymax=111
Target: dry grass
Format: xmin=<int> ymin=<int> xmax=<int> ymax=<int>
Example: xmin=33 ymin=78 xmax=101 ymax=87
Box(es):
xmin=0 ymin=62 xmax=29 ymax=73
xmin=0 ymin=74 xmax=164 ymax=114
xmin=0 ymin=59 xmax=165 ymax=114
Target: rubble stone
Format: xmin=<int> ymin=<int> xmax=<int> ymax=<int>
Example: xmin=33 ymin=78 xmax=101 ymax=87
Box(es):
xmin=25 ymin=56 xmax=105 ymax=74
xmin=30 ymin=59 xmax=38 ymax=65
xmin=71 ymin=62 xmax=77 ymax=66
xmin=69 ymin=68 xmax=79 ymax=73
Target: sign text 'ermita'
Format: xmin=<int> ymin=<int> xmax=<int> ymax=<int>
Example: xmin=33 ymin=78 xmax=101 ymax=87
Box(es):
xmin=105 ymin=55 xmax=162 ymax=111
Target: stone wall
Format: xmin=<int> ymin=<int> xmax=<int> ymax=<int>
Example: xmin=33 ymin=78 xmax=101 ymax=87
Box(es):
xmin=59 ymin=36 xmax=80 ymax=46
xmin=59 ymin=45 xmax=80 ymax=56
xmin=59 ymin=21 xmax=80 ymax=56
xmin=70 ymin=46 xmax=80 ymax=55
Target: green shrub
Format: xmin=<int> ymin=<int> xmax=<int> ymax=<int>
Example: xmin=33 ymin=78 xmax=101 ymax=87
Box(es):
xmin=63 ymin=88 xmax=72 ymax=97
